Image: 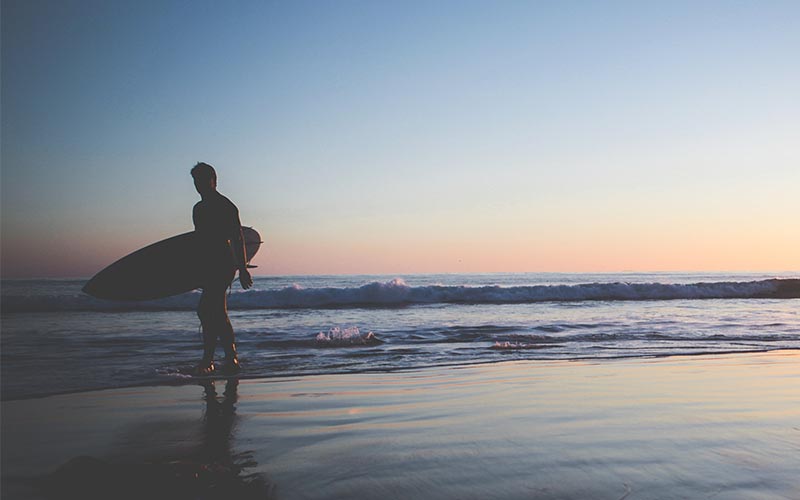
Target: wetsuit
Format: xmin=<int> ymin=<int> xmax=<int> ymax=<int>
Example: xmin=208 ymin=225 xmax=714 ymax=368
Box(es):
xmin=193 ymin=191 xmax=245 ymax=367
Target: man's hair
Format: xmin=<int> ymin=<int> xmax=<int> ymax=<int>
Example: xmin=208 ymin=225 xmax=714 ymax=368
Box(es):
xmin=191 ymin=162 xmax=217 ymax=182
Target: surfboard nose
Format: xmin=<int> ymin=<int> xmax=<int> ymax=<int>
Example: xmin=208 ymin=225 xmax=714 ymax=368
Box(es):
xmin=82 ymin=274 xmax=109 ymax=299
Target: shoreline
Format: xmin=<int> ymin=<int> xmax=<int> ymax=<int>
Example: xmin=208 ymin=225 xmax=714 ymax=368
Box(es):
xmin=2 ymin=346 xmax=798 ymax=403
xmin=3 ymin=350 xmax=800 ymax=499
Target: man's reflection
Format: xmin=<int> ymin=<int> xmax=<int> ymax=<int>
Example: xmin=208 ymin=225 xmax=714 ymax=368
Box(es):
xmin=42 ymin=379 xmax=271 ymax=499
xmin=200 ymin=378 xmax=239 ymax=465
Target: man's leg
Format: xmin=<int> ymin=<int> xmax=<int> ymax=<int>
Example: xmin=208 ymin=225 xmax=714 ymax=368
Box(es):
xmin=196 ymin=288 xmax=218 ymax=374
xmin=198 ymin=283 xmax=239 ymax=374
xmin=218 ymin=291 xmax=240 ymax=374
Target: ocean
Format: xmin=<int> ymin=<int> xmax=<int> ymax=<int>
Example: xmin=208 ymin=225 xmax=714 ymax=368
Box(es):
xmin=2 ymin=272 xmax=799 ymax=401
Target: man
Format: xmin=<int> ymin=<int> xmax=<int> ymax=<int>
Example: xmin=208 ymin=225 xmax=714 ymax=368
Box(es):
xmin=191 ymin=162 xmax=253 ymax=375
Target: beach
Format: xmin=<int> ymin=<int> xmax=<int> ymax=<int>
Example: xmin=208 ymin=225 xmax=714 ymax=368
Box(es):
xmin=3 ymin=350 xmax=799 ymax=499
xmin=5 ymin=1 xmax=800 ymax=497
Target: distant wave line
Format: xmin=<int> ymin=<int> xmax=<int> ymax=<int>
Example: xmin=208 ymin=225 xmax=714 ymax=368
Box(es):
xmin=2 ymin=278 xmax=798 ymax=313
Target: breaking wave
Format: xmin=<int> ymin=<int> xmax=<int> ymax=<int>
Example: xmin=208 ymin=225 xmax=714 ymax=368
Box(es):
xmin=2 ymin=278 xmax=798 ymax=313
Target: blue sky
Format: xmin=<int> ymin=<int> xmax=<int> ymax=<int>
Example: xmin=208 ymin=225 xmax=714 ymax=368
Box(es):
xmin=2 ymin=0 xmax=799 ymax=277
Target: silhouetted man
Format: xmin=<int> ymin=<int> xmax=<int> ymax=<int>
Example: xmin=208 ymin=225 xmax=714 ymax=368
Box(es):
xmin=191 ymin=162 xmax=253 ymax=375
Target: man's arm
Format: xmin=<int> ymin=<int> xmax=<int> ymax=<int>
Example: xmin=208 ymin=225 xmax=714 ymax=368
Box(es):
xmin=230 ymin=207 xmax=253 ymax=289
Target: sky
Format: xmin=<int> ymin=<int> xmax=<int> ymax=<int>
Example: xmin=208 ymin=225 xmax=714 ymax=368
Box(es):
xmin=2 ymin=0 xmax=799 ymax=278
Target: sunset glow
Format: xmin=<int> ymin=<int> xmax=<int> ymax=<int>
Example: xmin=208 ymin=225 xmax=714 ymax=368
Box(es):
xmin=2 ymin=1 xmax=798 ymax=277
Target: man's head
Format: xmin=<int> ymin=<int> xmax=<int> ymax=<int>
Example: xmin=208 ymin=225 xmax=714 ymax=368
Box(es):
xmin=191 ymin=162 xmax=217 ymax=196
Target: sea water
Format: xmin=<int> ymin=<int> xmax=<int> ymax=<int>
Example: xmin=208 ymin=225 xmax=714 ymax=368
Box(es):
xmin=2 ymin=272 xmax=799 ymax=400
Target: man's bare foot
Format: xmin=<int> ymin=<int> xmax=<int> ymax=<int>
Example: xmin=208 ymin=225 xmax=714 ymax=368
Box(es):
xmin=193 ymin=362 xmax=215 ymax=376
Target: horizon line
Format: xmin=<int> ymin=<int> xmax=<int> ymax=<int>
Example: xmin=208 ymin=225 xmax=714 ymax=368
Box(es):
xmin=3 ymin=270 xmax=799 ymax=281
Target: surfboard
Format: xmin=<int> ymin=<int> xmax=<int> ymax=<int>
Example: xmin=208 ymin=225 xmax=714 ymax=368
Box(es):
xmin=83 ymin=227 xmax=261 ymax=301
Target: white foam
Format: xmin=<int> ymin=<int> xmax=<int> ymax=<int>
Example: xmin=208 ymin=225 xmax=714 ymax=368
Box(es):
xmin=315 ymin=327 xmax=379 ymax=346
xmin=491 ymin=341 xmax=554 ymax=350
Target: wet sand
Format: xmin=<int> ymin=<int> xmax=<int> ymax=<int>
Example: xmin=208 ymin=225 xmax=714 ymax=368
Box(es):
xmin=3 ymin=351 xmax=799 ymax=499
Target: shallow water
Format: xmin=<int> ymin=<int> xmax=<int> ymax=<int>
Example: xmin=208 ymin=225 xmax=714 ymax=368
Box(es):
xmin=2 ymin=273 xmax=799 ymax=400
